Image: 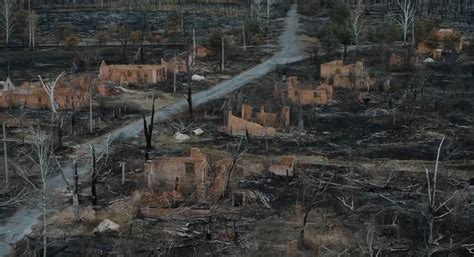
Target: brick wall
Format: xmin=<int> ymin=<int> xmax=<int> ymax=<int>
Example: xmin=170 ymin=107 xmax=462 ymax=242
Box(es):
xmin=145 ymin=148 xmax=209 ymax=198
xmin=287 ymin=76 xmax=332 ymax=105
xmin=226 ymin=111 xmax=276 ymax=137
xmin=99 ymin=60 xmax=169 ymax=84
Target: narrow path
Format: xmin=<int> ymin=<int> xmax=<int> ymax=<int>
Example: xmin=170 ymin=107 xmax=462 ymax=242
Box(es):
xmin=0 ymin=4 xmax=306 ymax=256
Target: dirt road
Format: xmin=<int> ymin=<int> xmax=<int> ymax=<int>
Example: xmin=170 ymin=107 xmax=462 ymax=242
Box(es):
xmin=0 ymin=4 xmax=306 ymax=256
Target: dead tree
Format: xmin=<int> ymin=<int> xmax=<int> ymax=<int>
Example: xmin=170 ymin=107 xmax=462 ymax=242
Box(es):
xmin=91 ymin=147 xmax=98 ymax=205
xmin=221 ymin=32 xmax=225 ymax=71
xmin=408 ymin=67 xmax=429 ymax=120
xmin=142 ymin=94 xmax=155 ymax=152
xmin=391 ymin=0 xmax=416 ymax=44
xmin=225 ymin=137 xmax=248 ymax=198
xmin=265 ymin=0 xmax=275 ymax=27
xmin=3 ymin=122 xmax=8 ymax=186
xmin=300 ymin=171 xmax=333 ymax=242
xmin=423 ymin=137 xmax=460 ymax=256
xmin=38 ymin=72 xmax=66 ymax=114
xmin=184 ymin=52 xmax=194 ymax=121
xmin=27 ymin=9 xmax=37 ymax=50
xmin=89 ymin=135 xmax=112 ymax=206
xmin=186 ymin=86 xmax=193 ymax=121
xmin=0 ymin=0 xmax=14 ymax=46
xmin=358 ymin=221 xmax=388 ymax=257
xmin=347 ymin=0 xmax=366 ymax=50
xmin=72 ymin=160 xmax=81 ymax=221
xmin=30 ymin=128 xmax=53 ymax=257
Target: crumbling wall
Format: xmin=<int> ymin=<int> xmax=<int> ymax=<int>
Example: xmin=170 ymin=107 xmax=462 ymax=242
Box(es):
xmin=321 ymin=60 xmax=348 ymax=79
xmin=99 ymin=60 xmax=169 ymax=84
xmin=317 ymin=83 xmax=333 ymax=100
xmin=0 ymin=75 xmax=114 ymax=110
xmin=319 ymin=60 xmax=378 ymax=90
xmin=287 ymin=76 xmax=332 ymax=105
xmin=241 ymin=103 xmax=253 ymax=121
xmin=193 ymin=45 xmax=209 ymax=59
xmin=256 ymin=107 xmax=279 ymax=127
xmin=144 ymin=148 xmax=209 ymax=198
xmin=240 ymin=104 xmax=290 ymax=132
xmin=417 ymin=28 xmax=463 ymax=55
xmin=268 ymin=156 xmax=297 ymax=177
xmin=226 ymin=111 xmax=276 ymax=137
xmin=208 ymin=158 xmax=232 ymax=201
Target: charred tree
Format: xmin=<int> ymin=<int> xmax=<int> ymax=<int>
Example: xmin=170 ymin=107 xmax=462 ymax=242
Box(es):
xmin=186 ymin=86 xmax=193 ymax=121
xmin=91 ymin=146 xmax=98 ymax=206
xmin=143 ymin=94 xmax=155 ymax=151
xmin=184 ymin=52 xmax=194 ymax=121
xmin=72 ymin=161 xmax=81 ymax=221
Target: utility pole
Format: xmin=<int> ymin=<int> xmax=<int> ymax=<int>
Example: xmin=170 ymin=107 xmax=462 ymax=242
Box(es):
xmin=411 ymin=16 xmax=415 ymax=47
xmin=173 ymin=52 xmax=177 ymax=93
xmin=89 ymin=84 xmax=93 ymax=132
xmin=192 ymin=28 xmax=196 ymax=66
xmin=121 ymin=161 xmax=126 ymax=185
xmin=3 ymin=123 xmax=8 ymax=186
xmin=221 ymin=31 xmax=225 ymax=71
xmin=242 ymin=24 xmax=246 ymax=51
xmin=181 ymin=10 xmax=184 ymax=35
xmin=266 ymin=0 xmax=270 ymax=27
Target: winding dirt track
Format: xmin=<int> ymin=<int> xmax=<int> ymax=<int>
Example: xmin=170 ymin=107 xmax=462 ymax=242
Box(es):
xmin=0 ymin=4 xmax=307 ymax=256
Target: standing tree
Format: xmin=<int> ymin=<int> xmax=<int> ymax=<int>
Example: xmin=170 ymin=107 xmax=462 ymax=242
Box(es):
xmin=250 ymin=0 xmax=264 ymax=24
xmin=423 ymin=137 xmax=460 ymax=256
xmin=72 ymin=160 xmax=80 ymax=221
xmin=142 ymin=94 xmax=155 ymax=152
xmin=265 ymin=0 xmax=275 ymax=27
xmin=225 ymin=137 xmax=248 ymax=198
xmin=89 ymin=135 xmax=112 ymax=206
xmin=347 ymin=0 xmax=366 ymax=50
xmin=38 ymin=72 xmax=66 ymax=114
xmin=30 ymin=128 xmax=53 ymax=257
xmin=318 ymin=1 xmax=351 ymax=58
xmin=15 ymin=10 xmax=28 ymax=47
xmin=184 ymin=52 xmax=194 ymax=121
xmin=299 ymin=170 xmax=333 ymax=242
xmin=27 ymin=10 xmax=37 ymax=50
xmin=0 ymin=0 xmax=14 ymax=46
xmin=391 ymin=0 xmax=416 ymax=44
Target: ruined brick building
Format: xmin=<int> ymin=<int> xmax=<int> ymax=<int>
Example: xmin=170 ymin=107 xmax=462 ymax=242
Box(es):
xmin=320 ymin=60 xmax=375 ymax=90
xmin=99 ymin=60 xmax=170 ymax=84
xmin=287 ymin=76 xmax=333 ymax=105
xmin=224 ymin=103 xmax=292 ymax=137
xmin=268 ymin=156 xmax=297 ymax=177
xmin=144 ymin=148 xmax=231 ymax=202
xmin=417 ymin=28 xmax=464 ymax=59
xmin=0 ymin=75 xmax=113 ymax=110
xmin=99 ymin=57 xmax=189 ymax=85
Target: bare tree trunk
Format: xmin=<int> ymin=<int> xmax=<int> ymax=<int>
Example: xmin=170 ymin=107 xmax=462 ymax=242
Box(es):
xmin=89 ymin=84 xmax=93 ymax=132
xmin=38 ymin=72 xmax=66 ymax=113
xmin=221 ymin=32 xmax=225 ymax=71
xmin=242 ymin=24 xmax=246 ymax=51
xmin=91 ymin=147 xmax=97 ymax=206
xmin=72 ymin=161 xmax=80 ymax=221
xmin=186 ymin=86 xmax=193 ymax=121
xmin=121 ymin=161 xmax=125 ymax=185
xmin=1 ymin=0 xmax=14 ymax=46
xmin=392 ymin=0 xmax=416 ymax=44
xmin=192 ymin=28 xmax=196 ymax=66
xmin=3 ymin=123 xmax=8 ymax=186
xmin=31 ymin=129 xmax=52 ymax=257
xmin=173 ymin=52 xmax=177 ymax=93
xmin=143 ymin=94 xmax=155 ymax=151
xmin=41 ymin=169 xmax=47 ymax=257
